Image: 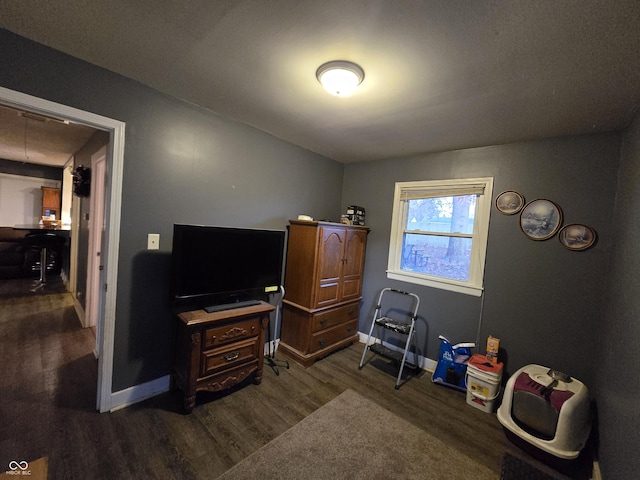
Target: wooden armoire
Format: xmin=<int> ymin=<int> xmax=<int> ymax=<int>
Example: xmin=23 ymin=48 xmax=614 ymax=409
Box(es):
xmin=279 ymin=220 xmax=369 ymax=367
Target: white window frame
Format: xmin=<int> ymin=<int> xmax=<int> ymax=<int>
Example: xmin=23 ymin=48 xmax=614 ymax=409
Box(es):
xmin=386 ymin=177 xmax=494 ymax=297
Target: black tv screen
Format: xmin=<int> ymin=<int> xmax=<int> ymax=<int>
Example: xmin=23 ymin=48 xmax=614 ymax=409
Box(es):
xmin=170 ymin=224 xmax=285 ymax=310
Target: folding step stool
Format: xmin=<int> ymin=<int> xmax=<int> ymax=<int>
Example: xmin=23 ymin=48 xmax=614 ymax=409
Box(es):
xmin=358 ymin=288 xmax=420 ymax=389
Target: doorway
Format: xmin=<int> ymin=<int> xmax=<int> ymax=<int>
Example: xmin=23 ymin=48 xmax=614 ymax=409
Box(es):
xmin=0 ymin=86 xmax=125 ymax=412
xmin=85 ymin=147 xmax=107 ymax=357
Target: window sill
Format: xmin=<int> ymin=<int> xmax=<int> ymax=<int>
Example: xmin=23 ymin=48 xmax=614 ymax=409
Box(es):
xmin=386 ymin=270 xmax=483 ymax=297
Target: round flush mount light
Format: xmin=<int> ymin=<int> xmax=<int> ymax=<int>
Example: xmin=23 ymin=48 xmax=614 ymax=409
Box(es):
xmin=316 ymin=60 xmax=365 ymax=96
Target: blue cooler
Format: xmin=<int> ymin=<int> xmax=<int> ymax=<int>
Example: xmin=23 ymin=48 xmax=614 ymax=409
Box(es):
xmin=431 ymin=335 xmax=475 ymax=391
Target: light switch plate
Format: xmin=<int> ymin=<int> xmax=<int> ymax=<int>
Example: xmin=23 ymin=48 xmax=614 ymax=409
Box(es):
xmin=147 ymin=233 xmax=160 ymax=250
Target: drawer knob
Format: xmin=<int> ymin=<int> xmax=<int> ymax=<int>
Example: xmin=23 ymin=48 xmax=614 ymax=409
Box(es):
xmin=348 ymin=309 xmax=355 ymax=315
xmin=318 ymin=339 xmax=325 ymax=346
xmin=320 ymin=317 xmax=328 ymax=325
xmin=224 ymin=351 xmax=240 ymax=362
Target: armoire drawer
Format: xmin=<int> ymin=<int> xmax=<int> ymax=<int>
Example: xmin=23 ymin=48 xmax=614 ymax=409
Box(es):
xmin=311 ymin=303 xmax=359 ymax=333
xmin=310 ymin=319 xmax=358 ymax=353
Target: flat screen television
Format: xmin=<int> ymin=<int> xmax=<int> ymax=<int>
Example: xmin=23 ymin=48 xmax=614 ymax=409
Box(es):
xmin=170 ymin=224 xmax=286 ymax=312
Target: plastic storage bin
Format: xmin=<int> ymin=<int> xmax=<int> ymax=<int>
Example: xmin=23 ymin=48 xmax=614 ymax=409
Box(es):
xmin=466 ymin=354 xmax=503 ymax=412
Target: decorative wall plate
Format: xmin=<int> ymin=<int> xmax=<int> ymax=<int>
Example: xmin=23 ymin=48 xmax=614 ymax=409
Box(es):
xmin=558 ymin=224 xmax=596 ymax=251
xmin=519 ymin=199 xmax=562 ymax=240
xmin=495 ymin=190 xmax=525 ymax=215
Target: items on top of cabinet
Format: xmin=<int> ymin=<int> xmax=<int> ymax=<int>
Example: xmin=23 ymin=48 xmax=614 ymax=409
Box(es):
xmin=341 ymin=205 xmax=365 ymax=226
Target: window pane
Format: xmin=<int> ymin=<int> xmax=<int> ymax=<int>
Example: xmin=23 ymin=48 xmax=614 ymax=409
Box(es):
xmin=406 ymin=196 xmax=476 ymax=234
xmin=389 ymin=178 xmax=492 ymax=296
xmin=401 ymin=233 xmax=471 ymax=281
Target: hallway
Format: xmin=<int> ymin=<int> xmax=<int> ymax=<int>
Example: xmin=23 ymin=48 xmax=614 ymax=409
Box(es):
xmin=0 ymin=281 xmax=98 ymax=477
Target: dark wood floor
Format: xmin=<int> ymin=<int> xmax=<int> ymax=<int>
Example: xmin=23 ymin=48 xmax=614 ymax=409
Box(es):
xmin=0 ymin=280 xmax=592 ymax=479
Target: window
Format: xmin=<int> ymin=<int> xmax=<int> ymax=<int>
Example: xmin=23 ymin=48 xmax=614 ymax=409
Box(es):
xmin=387 ymin=177 xmax=493 ymax=296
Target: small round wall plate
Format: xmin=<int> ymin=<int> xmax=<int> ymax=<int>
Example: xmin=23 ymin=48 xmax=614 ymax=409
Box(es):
xmin=558 ymin=224 xmax=597 ymax=251
xmin=519 ymin=199 xmax=563 ymax=240
xmin=495 ymin=190 xmax=525 ymax=215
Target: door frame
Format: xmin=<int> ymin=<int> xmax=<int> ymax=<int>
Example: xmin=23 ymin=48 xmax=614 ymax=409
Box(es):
xmin=0 ymin=86 xmax=125 ymax=413
xmin=86 ymin=147 xmax=107 ymax=359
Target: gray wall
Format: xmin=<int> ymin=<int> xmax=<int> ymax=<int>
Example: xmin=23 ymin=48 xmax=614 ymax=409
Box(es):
xmin=343 ymin=133 xmax=620 ymax=386
xmin=595 ymin=111 xmax=640 ymax=478
xmin=0 ymin=29 xmax=344 ymax=391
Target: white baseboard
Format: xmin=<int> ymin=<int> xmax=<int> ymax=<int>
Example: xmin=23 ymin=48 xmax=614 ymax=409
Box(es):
xmin=357 ymin=332 xmax=438 ymax=372
xmin=73 ymin=296 xmax=86 ymax=327
xmin=109 ymin=375 xmax=171 ymax=412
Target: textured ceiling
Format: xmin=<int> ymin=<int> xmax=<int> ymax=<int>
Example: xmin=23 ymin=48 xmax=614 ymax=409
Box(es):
xmin=0 ymin=104 xmax=97 ymax=167
xmin=1 ymin=0 xmax=640 ymax=164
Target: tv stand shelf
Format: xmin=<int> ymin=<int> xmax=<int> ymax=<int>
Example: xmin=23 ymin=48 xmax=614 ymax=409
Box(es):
xmin=172 ymin=301 xmax=275 ymax=413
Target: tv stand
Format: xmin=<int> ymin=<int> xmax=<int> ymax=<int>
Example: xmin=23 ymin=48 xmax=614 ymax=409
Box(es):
xmin=172 ymin=301 xmax=275 ymax=413
xmin=203 ymin=299 xmax=262 ymax=313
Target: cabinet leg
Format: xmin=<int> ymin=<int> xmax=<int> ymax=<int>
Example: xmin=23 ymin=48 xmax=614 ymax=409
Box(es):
xmin=253 ymin=369 xmax=263 ymax=385
xmin=184 ymin=395 xmax=196 ymax=414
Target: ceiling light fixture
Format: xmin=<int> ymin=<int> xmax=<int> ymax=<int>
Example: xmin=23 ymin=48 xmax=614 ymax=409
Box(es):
xmin=316 ymin=60 xmax=364 ymax=96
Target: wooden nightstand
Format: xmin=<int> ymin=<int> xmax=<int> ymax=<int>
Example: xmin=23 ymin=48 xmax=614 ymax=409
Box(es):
xmin=172 ymin=301 xmax=275 ymax=413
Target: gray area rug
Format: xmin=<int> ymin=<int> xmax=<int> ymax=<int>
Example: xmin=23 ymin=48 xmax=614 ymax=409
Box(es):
xmin=216 ymin=389 xmax=495 ymax=480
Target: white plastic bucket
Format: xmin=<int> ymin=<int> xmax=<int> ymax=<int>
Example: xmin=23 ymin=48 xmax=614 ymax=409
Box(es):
xmin=466 ymin=364 xmax=502 ymax=413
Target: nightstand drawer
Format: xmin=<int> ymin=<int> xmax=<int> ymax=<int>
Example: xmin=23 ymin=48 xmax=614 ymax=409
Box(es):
xmin=310 ymin=319 xmax=358 ymax=353
xmin=311 ymin=303 xmax=359 ymax=333
xmin=201 ymin=338 xmax=258 ymax=376
xmin=203 ymin=318 xmax=260 ymax=349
